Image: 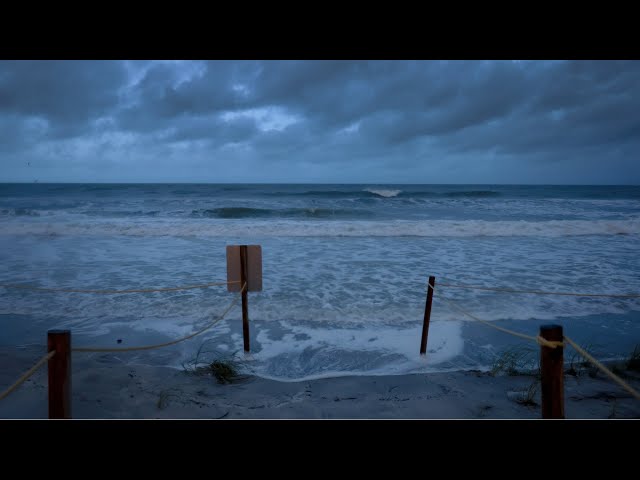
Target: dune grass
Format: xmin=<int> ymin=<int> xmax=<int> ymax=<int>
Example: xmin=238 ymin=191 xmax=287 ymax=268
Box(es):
xmin=516 ymin=379 xmax=539 ymax=407
xmin=182 ymin=340 xmax=250 ymax=384
xmin=626 ymin=344 xmax=640 ymax=372
xmin=566 ymin=341 xmax=599 ymax=378
xmin=490 ymin=345 xmax=538 ymax=376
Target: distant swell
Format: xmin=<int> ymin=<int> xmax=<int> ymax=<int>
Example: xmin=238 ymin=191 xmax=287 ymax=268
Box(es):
xmin=191 ymin=207 xmax=373 ymax=219
xmin=278 ymin=190 xmax=368 ymax=198
xmin=266 ymin=189 xmax=501 ymax=199
xmin=443 ymin=190 xmax=501 ymax=198
xmin=287 ymin=208 xmax=373 ymax=219
xmin=3 ymin=219 xmax=638 ymax=237
xmin=267 ymin=189 xmax=403 ymax=199
xmin=192 ymin=207 xmax=273 ymax=219
xmin=82 ymin=210 xmax=161 ymax=218
xmin=0 ymin=208 xmax=40 ymax=217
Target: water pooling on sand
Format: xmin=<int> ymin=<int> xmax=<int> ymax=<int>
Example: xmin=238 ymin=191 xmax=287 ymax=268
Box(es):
xmin=1 ymin=184 xmax=639 ymax=380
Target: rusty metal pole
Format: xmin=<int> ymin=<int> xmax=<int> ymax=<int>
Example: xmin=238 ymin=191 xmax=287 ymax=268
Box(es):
xmin=420 ymin=276 xmax=436 ymax=355
xmin=48 ymin=329 xmax=71 ymax=419
xmin=240 ymin=245 xmax=250 ymax=352
xmin=540 ymin=324 xmax=564 ymax=419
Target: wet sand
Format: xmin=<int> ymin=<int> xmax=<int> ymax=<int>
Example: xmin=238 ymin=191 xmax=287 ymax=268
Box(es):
xmin=1 ymin=346 xmax=639 ymax=419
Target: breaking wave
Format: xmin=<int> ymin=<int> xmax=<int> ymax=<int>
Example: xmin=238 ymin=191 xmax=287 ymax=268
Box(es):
xmin=3 ymin=219 xmax=638 ymax=237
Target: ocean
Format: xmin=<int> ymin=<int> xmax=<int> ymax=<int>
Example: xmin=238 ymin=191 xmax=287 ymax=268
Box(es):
xmin=1 ymin=183 xmax=639 ymax=380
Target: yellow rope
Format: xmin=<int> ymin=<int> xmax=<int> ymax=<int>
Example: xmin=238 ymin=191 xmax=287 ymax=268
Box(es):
xmin=429 ymin=282 xmax=541 ymax=343
xmin=536 ymin=336 xmax=564 ymax=349
xmin=436 ymin=282 xmax=640 ymax=298
xmin=0 ymin=280 xmax=239 ymax=295
xmin=0 ymin=350 xmax=56 ymax=401
xmin=564 ymin=336 xmax=640 ymax=401
xmin=431 ymin=283 xmax=640 ymax=401
xmin=72 ymin=283 xmax=246 ymax=353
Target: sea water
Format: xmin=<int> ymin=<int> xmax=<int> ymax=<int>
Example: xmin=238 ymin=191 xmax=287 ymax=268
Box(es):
xmin=1 ymin=184 xmax=639 ymax=380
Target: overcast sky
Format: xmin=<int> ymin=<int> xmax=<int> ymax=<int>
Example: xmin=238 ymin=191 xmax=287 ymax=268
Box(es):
xmin=0 ymin=60 xmax=638 ymax=184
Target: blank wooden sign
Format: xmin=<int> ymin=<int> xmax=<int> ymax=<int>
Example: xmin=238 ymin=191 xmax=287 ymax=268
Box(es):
xmin=226 ymin=245 xmax=263 ymax=292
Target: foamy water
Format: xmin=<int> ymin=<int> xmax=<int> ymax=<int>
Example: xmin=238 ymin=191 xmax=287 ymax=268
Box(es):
xmin=2 ymin=218 xmax=638 ymax=237
xmin=364 ymin=188 xmax=402 ymax=198
xmin=1 ymin=183 xmax=639 ymax=379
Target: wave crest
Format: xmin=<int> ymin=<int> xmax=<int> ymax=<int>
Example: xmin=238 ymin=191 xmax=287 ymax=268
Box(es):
xmin=3 ymin=219 xmax=638 ymax=237
xmin=364 ymin=188 xmax=402 ymax=198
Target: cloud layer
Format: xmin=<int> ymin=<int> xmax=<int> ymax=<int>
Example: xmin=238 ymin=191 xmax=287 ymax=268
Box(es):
xmin=1 ymin=60 xmax=638 ymax=183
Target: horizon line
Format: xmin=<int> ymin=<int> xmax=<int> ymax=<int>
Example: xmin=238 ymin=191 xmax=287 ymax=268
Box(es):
xmin=1 ymin=181 xmax=639 ymax=187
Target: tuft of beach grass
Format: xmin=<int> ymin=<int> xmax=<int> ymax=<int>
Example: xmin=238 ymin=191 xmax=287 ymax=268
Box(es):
xmin=182 ymin=339 xmax=251 ymax=384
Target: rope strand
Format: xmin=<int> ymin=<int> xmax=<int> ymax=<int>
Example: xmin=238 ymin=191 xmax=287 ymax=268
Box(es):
xmin=431 ymin=282 xmax=640 ymax=401
xmin=564 ymin=336 xmax=640 ymax=401
xmin=428 ymin=282 xmax=541 ymax=343
xmin=0 ymin=280 xmax=239 ymax=295
xmin=72 ymin=282 xmax=246 ymax=353
xmin=436 ymin=281 xmax=640 ymax=298
xmin=0 ymin=351 xmax=56 ymax=401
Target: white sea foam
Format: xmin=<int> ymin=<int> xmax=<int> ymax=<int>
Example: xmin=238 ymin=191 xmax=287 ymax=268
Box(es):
xmin=2 ymin=184 xmax=639 ymax=379
xmin=247 ymin=320 xmax=464 ymax=380
xmin=2 ymin=218 xmax=638 ymax=237
xmin=364 ymin=188 xmax=402 ymax=198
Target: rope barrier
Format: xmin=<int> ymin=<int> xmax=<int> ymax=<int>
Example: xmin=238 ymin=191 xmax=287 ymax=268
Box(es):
xmin=536 ymin=336 xmax=564 ymax=349
xmin=428 ymin=282 xmax=543 ymax=344
xmin=430 ymin=282 xmax=640 ymax=402
xmin=0 ymin=350 xmax=56 ymax=401
xmin=436 ymin=282 xmax=640 ymax=298
xmin=564 ymin=336 xmax=640 ymax=401
xmin=72 ymin=282 xmax=246 ymax=353
xmin=0 ymin=280 xmax=239 ymax=295
xmin=4 ymin=272 xmax=638 ymax=411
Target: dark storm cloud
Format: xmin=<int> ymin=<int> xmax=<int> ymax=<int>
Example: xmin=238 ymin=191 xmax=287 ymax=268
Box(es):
xmin=118 ymin=61 xmax=253 ymax=125
xmin=165 ymin=115 xmax=260 ymax=144
xmin=0 ymin=60 xmax=639 ymax=183
xmin=0 ymin=60 xmax=127 ymax=139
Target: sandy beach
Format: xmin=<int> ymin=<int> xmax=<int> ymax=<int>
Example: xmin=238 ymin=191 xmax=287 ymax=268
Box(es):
xmin=1 ymin=345 xmax=638 ymax=419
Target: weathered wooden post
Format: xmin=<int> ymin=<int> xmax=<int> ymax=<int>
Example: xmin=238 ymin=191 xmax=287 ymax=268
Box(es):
xmin=240 ymin=245 xmax=250 ymax=352
xmin=227 ymin=245 xmax=262 ymax=353
xmin=420 ymin=276 xmax=436 ymax=355
xmin=48 ymin=329 xmax=71 ymax=419
xmin=540 ymin=324 xmax=564 ymax=419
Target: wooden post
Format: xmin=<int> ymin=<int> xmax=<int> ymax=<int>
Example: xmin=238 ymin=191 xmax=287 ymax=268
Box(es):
xmin=48 ymin=329 xmax=71 ymax=419
xmin=420 ymin=276 xmax=436 ymax=355
xmin=240 ymin=245 xmax=250 ymax=352
xmin=540 ymin=324 xmax=564 ymax=419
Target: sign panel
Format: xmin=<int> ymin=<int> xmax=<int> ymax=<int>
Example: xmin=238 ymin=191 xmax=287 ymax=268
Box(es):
xmin=226 ymin=245 xmax=262 ymax=292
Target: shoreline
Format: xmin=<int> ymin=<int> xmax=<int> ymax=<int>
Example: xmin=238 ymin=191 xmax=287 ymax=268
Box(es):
xmin=1 ymin=347 xmax=639 ymax=419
